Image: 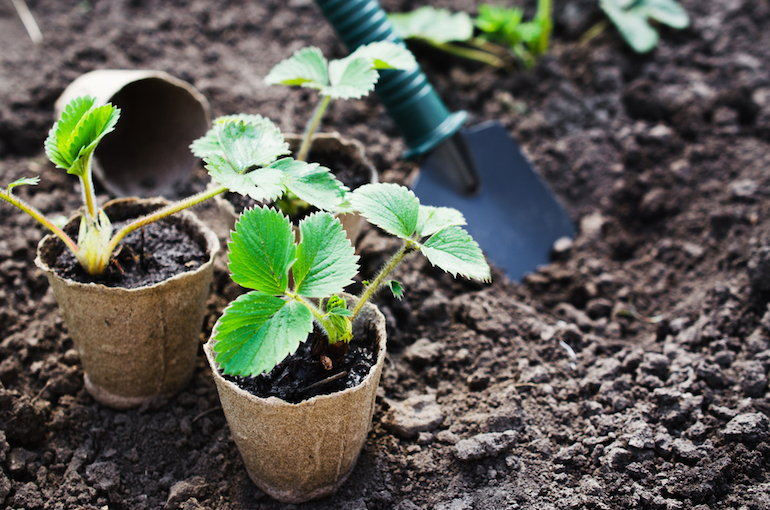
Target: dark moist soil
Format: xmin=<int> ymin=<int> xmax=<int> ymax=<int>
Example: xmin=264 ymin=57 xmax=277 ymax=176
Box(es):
xmin=53 ymin=218 xmax=208 ymax=289
xmin=224 ymin=323 xmax=378 ymax=404
xmin=2 ymin=0 xmax=770 ymax=509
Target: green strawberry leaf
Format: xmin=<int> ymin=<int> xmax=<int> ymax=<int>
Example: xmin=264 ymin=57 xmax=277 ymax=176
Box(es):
xmin=228 ymin=206 xmax=296 ymax=294
xmin=192 ymin=116 xmax=288 ymax=170
xmin=7 ymin=176 xmax=40 ymax=196
xmin=266 ymin=42 xmax=415 ymax=99
xmin=325 ymin=42 xmax=416 ymax=99
xmin=294 ymin=212 xmax=358 ymax=298
xmin=270 ymin=158 xmax=350 ymax=212
xmin=345 ymin=41 xmax=418 ymax=70
xmin=350 ymin=183 xmax=419 ymax=240
xmin=389 ymin=6 xmax=473 ymax=44
xmin=190 ymin=114 xmax=287 ymax=161
xmin=326 ymin=295 xmax=348 ymax=313
xmin=421 ymin=226 xmax=490 ymax=281
xmin=325 ymin=294 xmax=353 ymax=343
xmin=416 ymin=205 xmax=466 ymax=237
xmin=205 ymin=155 xmax=290 ymax=202
xmin=325 ymin=56 xmax=380 ymax=100
xmin=47 ymin=97 xmax=96 ymax=164
xmin=45 ymin=96 xmax=120 ymax=177
xmin=475 ymin=4 xmax=523 ymax=41
xmin=329 ymin=307 xmax=353 ymax=317
xmin=45 ymin=96 xmax=96 ymax=169
xmin=213 ymin=292 xmax=313 ymax=376
xmin=386 ymin=279 xmax=404 ymax=299
xmin=516 ymin=21 xmax=544 ymax=47
xmin=264 ymin=46 xmax=329 ymax=89
xmin=600 ymin=0 xmax=660 ymax=53
xmin=217 ymin=120 xmax=282 ymax=172
xmin=194 ymin=116 xmax=293 ymax=201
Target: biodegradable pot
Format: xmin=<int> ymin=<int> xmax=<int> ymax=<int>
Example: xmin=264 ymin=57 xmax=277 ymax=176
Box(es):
xmin=204 ymin=295 xmax=387 ymax=503
xmin=35 ymin=198 xmax=220 ymax=410
xmin=56 ymin=70 xmax=211 ymax=198
xmin=215 ymin=132 xmax=377 ymax=245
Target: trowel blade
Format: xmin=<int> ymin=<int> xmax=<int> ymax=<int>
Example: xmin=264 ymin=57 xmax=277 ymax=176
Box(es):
xmin=411 ymin=121 xmax=574 ymax=281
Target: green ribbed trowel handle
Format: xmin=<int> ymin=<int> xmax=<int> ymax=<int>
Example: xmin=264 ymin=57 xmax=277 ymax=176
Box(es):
xmin=315 ymin=0 xmax=467 ymax=158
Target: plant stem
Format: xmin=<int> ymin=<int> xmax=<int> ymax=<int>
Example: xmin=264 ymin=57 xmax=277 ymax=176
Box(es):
xmin=428 ymin=40 xmax=508 ymax=68
xmin=535 ymin=0 xmax=553 ymax=55
xmin=295 ymin=294 xmax=325 ymax=322
xmin=351 ymin=240 xmax=416 ymax=320
xmin=0 ymin=191 xmax=78 ymax=255
xmin=297 ymin=95 xmax=331 ymax=162
xmin=468 ymin=38 xmax=510 ymax=58
xmin=295 ymin=294 xmax=341 ymax=342
xmin=579 ymin=19 xmax=609 ymax=47
xmin=75 ymin=156 xmax=99 ymax=222
xmin=105 ymin=184 xmax=227 ymax=257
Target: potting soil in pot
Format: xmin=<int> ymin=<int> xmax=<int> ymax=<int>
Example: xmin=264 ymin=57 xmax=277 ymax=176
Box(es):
xmin=52 ymin=218 xmax=209 ymax=288
xmin=224 ymin=322 xmax=379 ymax=403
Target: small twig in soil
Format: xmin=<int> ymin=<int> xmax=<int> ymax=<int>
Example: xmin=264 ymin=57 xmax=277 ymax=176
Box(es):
xmin=11 ymin=0 xmax=43 ymax=44
xmin=110 ymin=245 xmax=126 ymax=275
xmin=579 ymin=19 xmax=609 ymax=47
xmin=192 ymin=406 xmax=222 ymax=423
xmin=617 ymin=302 xmax=664 ymax=324
xmin=299 ymin=371 xmax=348 ymax=395
xmin=32 ymin=380 xmax=52 ymax=401
xmin=140 ymin=227 xmax=147 ymax=270
xmin=559 ymin=339 xmax=577 ymax=370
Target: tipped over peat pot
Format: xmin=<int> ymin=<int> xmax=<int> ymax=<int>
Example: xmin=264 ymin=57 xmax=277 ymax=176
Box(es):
xmin=55 ymin=69 xmax=211 ymax=199
xmin=34 ymin=197 xmax=220 ymax=410
xmin=204 ymin=295 xmax=387 ymax=503
xmin=216 ymin=132 xmax=377 ymax=246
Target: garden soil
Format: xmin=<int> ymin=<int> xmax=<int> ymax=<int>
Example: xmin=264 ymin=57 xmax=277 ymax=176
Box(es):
xmin=1 ymin=0 xmax=770 ymax=508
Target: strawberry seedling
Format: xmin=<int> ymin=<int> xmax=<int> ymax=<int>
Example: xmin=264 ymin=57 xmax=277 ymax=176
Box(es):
xmin=1 ymin=98 xmax=344 ymax=275
xmin=212 ymin=182 xmax=491 ymax=377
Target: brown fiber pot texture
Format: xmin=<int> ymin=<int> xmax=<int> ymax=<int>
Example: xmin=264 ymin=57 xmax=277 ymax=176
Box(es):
xmin=34 ymin=197 xmax=220 ymax=410
xmin=204 ymin=295 xmax=387 ymax=503
xmin=215 ymin=132 xmax=377 ymax=246
xmin=56 ymin=70 xmax=211 ymax=198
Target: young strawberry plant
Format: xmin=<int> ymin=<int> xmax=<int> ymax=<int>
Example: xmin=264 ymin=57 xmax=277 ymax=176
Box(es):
xmin=212 ymin=182 xmax=490 ymax=377
xmin=388 ymin=1 xmax=552 ymax=70
xmin=475 ymin=0 xmax=552 ymax=69
xmin=1 ymin=97 xmax=346 ymax=275
xmin=388 ymin=6 xmax=510 ymax=69
xmin=264 ymin=41 xmax=417 ymax=162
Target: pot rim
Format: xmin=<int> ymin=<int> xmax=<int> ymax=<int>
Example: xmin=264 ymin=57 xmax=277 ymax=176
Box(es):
xmin=204 ymin=293 xmax=387 ymax=408
xmin=34 ymin=196 xmax=220 ymax=294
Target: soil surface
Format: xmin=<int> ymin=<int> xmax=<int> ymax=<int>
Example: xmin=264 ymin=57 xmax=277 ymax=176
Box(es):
xmin=52 ymin=217 xmax=208 ymax=289
xmin=1 ymin=0 xmax=770 ymax=509
xmin=225 ymin=322 xmax=379 ymax=404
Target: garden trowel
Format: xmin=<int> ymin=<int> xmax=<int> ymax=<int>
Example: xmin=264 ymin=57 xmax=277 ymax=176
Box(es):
xmin=315 ymin=0 xmax=574 ymax=280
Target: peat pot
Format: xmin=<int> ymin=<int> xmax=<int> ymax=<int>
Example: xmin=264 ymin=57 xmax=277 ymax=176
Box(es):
xmin=204 ymin=295 xmax=387 ymax=503
xmin=216 ymin=132 xmax=377 ymax=245
xmin=35 ymin=197 xmax=220 ymax=410
xmin=56 ymin=69 xmax=211 ymax=198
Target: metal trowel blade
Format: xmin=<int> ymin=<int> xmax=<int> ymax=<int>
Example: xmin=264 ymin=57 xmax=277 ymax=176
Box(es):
xmin=411 ymin=121 xmax=574 ymax=281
